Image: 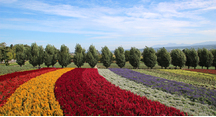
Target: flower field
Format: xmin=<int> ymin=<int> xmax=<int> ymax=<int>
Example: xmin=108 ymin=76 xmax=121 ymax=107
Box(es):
xmin=186 ymin=69 xmax=216 ymax=75
xmin=98 ymin=69 xmax=216 ymax=116
xmin=159 ymin=69 xmax=216 ymax=85
xmin=1 ymin=68 xmax=216 ymax=116
xmin=109 ymin=68 xmax=216 ymax=109
xmin=0 ymin=68 xmax=189 ymax=116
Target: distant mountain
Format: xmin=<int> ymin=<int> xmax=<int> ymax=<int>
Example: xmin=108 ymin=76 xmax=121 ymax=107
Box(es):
xmin=151 ymin=41 xmax=216 ymax=48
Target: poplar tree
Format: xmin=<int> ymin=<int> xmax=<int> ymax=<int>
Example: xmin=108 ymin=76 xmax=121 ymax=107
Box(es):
xmin=15 ymin=44 xmax=26 ymax=67
xmin=142 ymin=46 xmax=157 ymax=69
xmin=29 ymin=43 xmax=39 ymax=67
xmin=170 ymin=49 xmax=186 ymax=69
xmin=210 ymin=49 xmax=216 ymax=70
xmin=51 ymin=47 xmax=58 ymax=67
xmin=73 ymin=44 xmax=85 ymax=68
xmin=129 ymin=47 xmax=141 ymax=69
xmin=37 ymin=46 xmax=44 ymax=67
xmin=190 ymin=48 xmax=199 ymax=69
xmin=114 ymin=47 xmax=126 ymax=68
xmin=86 ymin=45 xmax=98 ymax=68
xmin=205 ymin=50 xmax=213 ymax=69
xmin=101 ymin=46 xmax=112 ymax=68
xmin=44 ymin=44 xmax=55 ymax=67
xmin=198 ymin=48 xmax=213 ymax=69
xmin=58 ymin=44 xmax=71 ymax=68
xmin=156 ymin=47 xmax=171 ymax=69
xmin=183 ymin=48 xmax=191 ymax=69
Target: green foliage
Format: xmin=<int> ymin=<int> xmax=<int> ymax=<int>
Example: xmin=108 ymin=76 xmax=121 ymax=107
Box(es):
xmin=51 ymin=47 xmax=58 ymax=67
xmin=142 ymin=46 xmax=157 ymax=69
xmin=58 ymin=44 xmax=71 ymax=68
xmin=29 ymin=43 xmax=39 ymax=67
xmin=198 ymin=48 xmax=213 ymax=69
xmin=114 ymin=47 xmax=126 ymax=68
xmin=190 ymin=48 xmax=199 ymax=69
xmin=101 ymin=46 xmax=112 ymax=68
xmin=124 ymin=50 xmax=130 ymax=62
xmin=37 ymin=46 xmax=44 ymax=67
xmin=44 ymin=44 xmax=55 ymax=67
xmin=24 ymin=45 xmax=31 ymax=61
xmin=15 ymin=44 xmax=26 ymax=67
xmin=86 ymin=45 xmax=98 ymax=68
xmin=129 ymin=47 xmax=141 ymax=69
xmin=156 ymin=47 xmax=171 ymax=69
xmin=74 ymin=44 xmax=85 ymax=68
xmin=170 ymin=49 xmax=186 ymax=69
xmin=211 ymin=49 xmax=216 ymax=70
xmin=183 ymin=48 xmax=191 ymax=69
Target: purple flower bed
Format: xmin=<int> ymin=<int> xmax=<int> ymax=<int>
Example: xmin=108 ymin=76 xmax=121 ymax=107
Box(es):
xmin=109 ymin=68 xmax=216 ymax=107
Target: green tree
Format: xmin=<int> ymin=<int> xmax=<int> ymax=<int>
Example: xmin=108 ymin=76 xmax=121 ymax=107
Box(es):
xmin=73 ymin=44 xmax=85 ymax=68
xmin=51 ymin=47 xmax=58 ymax=67
xmin=15 ymin=44 xmax=26 ymax=67
xmin=211 ymin=49 xmax=216 ymax=70
xmin=114 ymin=47 xmax=126 ymax=68
xmin=37 ymin=46 xmax=44 ymax=67
xmin=29 ymin=43 xmax=39 ymax=67
xmin=44 ymin=44 xmax=55 ymax=67
xmin=129 ymin=47 xmax=141 ymax=69
xmin=198 ymin=48 xmax=213 ymax=69
xmin=205 ymin=50 xmax=213 ymax=69
xmin=142 ymin=47 xmax=157 ymax=69
xmin=58 ymin=44 xmax=71 ymax=68
xmin=125 ymin=50 xmax=130 ymax=62
xmin=183 ymin=48 xmax=192 ymax=69
xmin=156 ymin=47 xmax=171 ymax=69
xmin=24 ymin=44 xmax=31 ymax=61
xmin=189 ymin=48 xmax=199 ymax=69
xmin=86 ymin=45 xmax=98 ymax=68
xmin=101 ymin=46 xmax=112 ymax=68
xmin=170 ymin=49 xmax=186 ymax=69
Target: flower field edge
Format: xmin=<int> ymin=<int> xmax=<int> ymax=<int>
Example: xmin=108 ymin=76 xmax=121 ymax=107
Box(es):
xmin=0 ymin=68 xmax=74 ymax=116
xmin=185 ymin=69 xmax=216 ymax=75
xmin=0 ymin=68 xmax=59 ymax=107
xmin=98 ymin=69 xmax=216 ymax=116
xmin=55 ymin=68 xmax=187 ymax=116
xmin=109 ymin=68 xmax=216 ymax=108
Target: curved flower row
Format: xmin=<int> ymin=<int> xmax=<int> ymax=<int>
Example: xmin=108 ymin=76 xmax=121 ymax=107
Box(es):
xmin=109 ymin=68 xmax=216 ymax=107
xmin=159 ymin=69 xmax=216 ymax=84
xmin=0 ymin=68 xmax=53 ymax=82
xmin=0 ymin=68 xmax=58 ymax=107
xmin=55 ymin=68 xmax=187 ymax=116
xmin=98 ymin=69 xmax=216 ymax=116
xmin=0 ymin=68 xmax=73 ymax=116
xmin=186 ymin=69 xmax=216 ymax=75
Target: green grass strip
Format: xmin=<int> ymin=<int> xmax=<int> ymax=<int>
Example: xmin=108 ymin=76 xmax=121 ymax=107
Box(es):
xmin=98 ymin=69 xmax=216 ymax=116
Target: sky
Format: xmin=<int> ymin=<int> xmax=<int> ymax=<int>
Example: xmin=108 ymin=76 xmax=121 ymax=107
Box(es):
xmin=0 ymin=0 xmax=216 ymax=52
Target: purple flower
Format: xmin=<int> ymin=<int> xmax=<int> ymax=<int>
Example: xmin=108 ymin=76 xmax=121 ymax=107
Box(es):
xmin=109 ymin=68 xmax=216 ymax=107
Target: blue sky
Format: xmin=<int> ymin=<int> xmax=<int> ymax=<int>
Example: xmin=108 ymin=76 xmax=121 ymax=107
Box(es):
xmin=0 ymin=0 xmax=216 ymax=52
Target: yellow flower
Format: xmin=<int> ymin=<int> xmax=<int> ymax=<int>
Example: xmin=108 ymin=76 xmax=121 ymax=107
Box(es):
xmin=0 ymin=68 xmax=74 ymax=116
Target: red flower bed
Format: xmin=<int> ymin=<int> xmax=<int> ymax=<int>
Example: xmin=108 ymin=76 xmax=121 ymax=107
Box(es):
xmin=186 ymin=69 xmax=216 ymax=75
xmin=55 ymin=68 xmax=187 ymax=116
xmin=0 ymin=68 xmax=59 ymax=107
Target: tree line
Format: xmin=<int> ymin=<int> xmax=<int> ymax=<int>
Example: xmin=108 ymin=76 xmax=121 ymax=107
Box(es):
xmin=1 ymin=42 xmax=216 ymax=69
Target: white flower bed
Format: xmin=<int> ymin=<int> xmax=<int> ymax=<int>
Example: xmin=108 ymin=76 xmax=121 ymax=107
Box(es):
xmin=98 ymin=69 xmax=216 ymax=116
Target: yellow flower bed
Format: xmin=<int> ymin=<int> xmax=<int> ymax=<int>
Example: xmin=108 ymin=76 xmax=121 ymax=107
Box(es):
xmin=159 ymin=69 xmax=216 ymax=81
xmin=0 ymin=68 xmax=74 ymax=116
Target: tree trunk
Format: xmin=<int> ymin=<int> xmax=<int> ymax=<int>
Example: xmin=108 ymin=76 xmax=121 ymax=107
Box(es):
xmin=62 ymin=66 xmax=63 ymax=68
xmin=188 ymin=66 xmax=190 ymax=69
xmin=194 ymin=67 xmax=196 ymax=69
xmin=180 ymin=67 xmax=182 ymax=69
xmin=165 ymin=67 xmax=167 ymax=69
xmin=207 ymin=67 xmax=209 ymax=69
xmin=202 ymin=66 xmax=203 ymax=69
